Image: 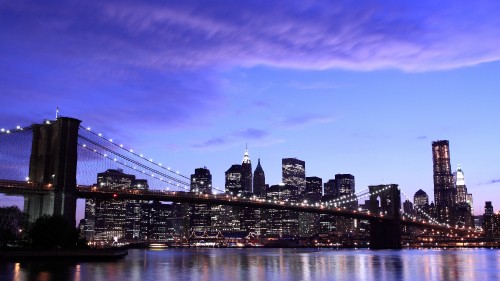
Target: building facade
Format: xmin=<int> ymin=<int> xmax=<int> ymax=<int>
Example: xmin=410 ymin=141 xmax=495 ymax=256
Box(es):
xmin=225 ymin=164 xmax=243 ymax=196
xmin=241 ymin=148 xmax=253 ymax=193
xmin=253 ymin=158 xmax=266 ymax=197
xmin=432 ymin=140 xmax=456 ymax=224
xmin=282 ymin=158 xmax=306 ymax=194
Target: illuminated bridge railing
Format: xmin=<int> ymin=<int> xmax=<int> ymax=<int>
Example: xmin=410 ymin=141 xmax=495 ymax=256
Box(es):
xmin=76 ymin=186 xmax=384 ymax=221
xmin=0 ymin=181 xmax=482 ymax=235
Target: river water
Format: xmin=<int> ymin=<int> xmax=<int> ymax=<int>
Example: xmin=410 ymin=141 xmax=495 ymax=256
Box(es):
xmin=2 ymin=248 xmax=500 ymax=281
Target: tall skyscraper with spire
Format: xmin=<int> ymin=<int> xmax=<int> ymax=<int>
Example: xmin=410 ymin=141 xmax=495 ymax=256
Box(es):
xmin=454 ymin=164 xmax=467 ymax=204
xmin=253 ymin=158 xmax=266 ymax=196
xmin=241 ymin=145 xmax=253 ymax=193
xmin=432 ymin=140 xmax=456 ymax=224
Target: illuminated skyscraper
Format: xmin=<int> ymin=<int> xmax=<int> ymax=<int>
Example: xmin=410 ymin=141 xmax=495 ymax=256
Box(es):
xmin=225 ymin=164 xmax=242 ymax=196
xmin=432 ymin=140 xmax=456 ymax=223
xmin=306 ymin=176 xmax=322 ymax=195
xmin=323 ymin=179 xmax=337 ymax=197
xmin=483 ymin=201 xmax=494 ymax=238
xmin=84 ymin=169 xmax=148 ymax=242
xmin=241 ymin=147 xmax=253 ymax=193
xmin=335 ymin=174 xmax=355 ymax=197
xmin=282 ymin=158 xmax=306 ymax=194
xmin=414 ymin=189 xmax=429 ymax=207
xmin=454 ymin=164 xmax=467 ymax=204
xmin=253 ymin=158 xmax=266 ymax=196
xmin=190 ymin=167 xmax=212 ymax=231
xmin=413 ymin=189 xmax=430 ymax=218
xmin=190 ymin=167 xmax=212 ymax=194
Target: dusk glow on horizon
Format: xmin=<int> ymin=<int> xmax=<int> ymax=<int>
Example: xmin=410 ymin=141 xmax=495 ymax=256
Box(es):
xmin=1 ymin=0 xmax=500 ymax=222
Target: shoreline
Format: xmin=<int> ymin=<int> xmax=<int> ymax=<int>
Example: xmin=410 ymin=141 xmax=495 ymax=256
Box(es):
xmin=0 ymin=247 xmax=128 ymax=261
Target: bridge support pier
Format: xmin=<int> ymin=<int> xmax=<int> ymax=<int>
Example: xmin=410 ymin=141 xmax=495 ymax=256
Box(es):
xmin=369 ymin=218 xmax=402 ymax=249
xmin=368 ymin=184 xmax=402 ymax=249
xmin=25 ymin=117 xmax=81 ymax=226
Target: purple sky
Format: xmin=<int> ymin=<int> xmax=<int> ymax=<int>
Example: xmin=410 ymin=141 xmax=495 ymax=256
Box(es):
xmin=1 ymin=1 xmax=500 ymax=221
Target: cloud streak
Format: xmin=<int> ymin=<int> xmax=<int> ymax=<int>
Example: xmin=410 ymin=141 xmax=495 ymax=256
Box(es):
xmin=192 ymin=128 xmax=274 ymax=150
xmin=1 ymin=0 xmax=500 ymax=133
xmin=280 ymin=115 xmax=335 ymax=129
xmin=2 ymin=1 xmax=500 ymax=72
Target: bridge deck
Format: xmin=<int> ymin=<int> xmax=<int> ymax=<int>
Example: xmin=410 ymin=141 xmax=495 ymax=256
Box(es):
xmin=0 ymin=180 xmax=477 ymax=234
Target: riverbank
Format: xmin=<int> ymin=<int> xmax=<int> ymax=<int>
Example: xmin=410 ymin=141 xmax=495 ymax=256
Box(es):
xmin=0 ymin=247 xmax=128 ymax=261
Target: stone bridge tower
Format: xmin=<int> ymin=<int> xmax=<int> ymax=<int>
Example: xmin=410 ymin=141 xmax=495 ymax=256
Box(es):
xmin=24 ymin=117 xmax=81 ymax=226
xmin=368 ymin=184 xmax=402 ymax=249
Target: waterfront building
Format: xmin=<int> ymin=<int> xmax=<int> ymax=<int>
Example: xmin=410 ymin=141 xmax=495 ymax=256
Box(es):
xmin=282 ymin=158 xmax=306 ymax=194
xmin=264 ymin=184 xmax=300 ymax=237
xmin=483 ymin=201 xmax=494 ymax=238
xmin=300 ymin=179 xmax=322 ymax=237
xmin=190 ymin=168 xmax=212 ymax=231
xmin=126 ymin=179 xmax=149 ymax=240
xmin=432 ymin=140 xmax=456 ymax=224
xmin=84 ymin=169 xmax=148 ymax=242
xmin=141 ymin=201 xmax=179 ymax=242
xmin=253 ymin=158 xmax=266 ymax=197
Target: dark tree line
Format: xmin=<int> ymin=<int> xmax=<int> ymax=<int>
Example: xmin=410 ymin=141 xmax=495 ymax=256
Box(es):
xmin=0 ymin=206 xmax=87 ymax=249
xmin=0 ymin=206 xmax=26 ymax=247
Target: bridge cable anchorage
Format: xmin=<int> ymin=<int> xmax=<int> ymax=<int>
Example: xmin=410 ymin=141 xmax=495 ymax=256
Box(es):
xmin=77 ymin=142 xmax=190 ymax=191
xmin=79 ymin=125 xmax=190 ymax=180
xmin=77 ymin=135 xmax=190 ymax=187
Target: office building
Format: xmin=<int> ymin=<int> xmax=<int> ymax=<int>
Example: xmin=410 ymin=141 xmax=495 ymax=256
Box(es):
xmin=432 ymin=140 xmax=456 ymax=223
xmin=190 ymin=167 xmax=213 ymax=231
xmin=225 ymin=164 xmax=243 ymax=196
xmin=253 ymin=158 xmax=266 ymax=197
xmin=282 ymin=158 xmax=306 ymax=194
xmin=241 ymin=147 xmax=253 ymax=193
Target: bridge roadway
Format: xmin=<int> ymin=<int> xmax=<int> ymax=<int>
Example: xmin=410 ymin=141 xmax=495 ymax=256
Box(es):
xmin=0 ymin=180 xmax=477 ymax=235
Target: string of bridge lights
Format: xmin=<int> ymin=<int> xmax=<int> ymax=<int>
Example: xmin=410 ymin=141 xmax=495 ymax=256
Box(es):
xmin=400 ymin=191 xmax=444 ymax=226
xmin=79 ymin=125 xmax=189 ymax=180
xmin=78 ymin=142 xmax=190 ymax=191
xmin=400 ymin=191 xmax=480 ymax=234
xmin=323 ymin=187 xmax=370 ymax=206
xmin=0 ymin=125 xmax=31 ymax=134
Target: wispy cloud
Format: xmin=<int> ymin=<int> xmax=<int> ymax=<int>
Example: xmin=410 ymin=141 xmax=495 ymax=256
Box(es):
xmin=478 ymin=179 xmax=500 ymax=186
xmin=1 ymin=1 xmax=500 ymax=132
xmin=192 ymin=138 xmax=228 ymax=149
xmin=280 ymin=115 xmax=334 ymax=129
xmin=416 ymin=136 xmax=428 ymax=140
xmin=234 ymin=128 xmax=268 ymax=139
xmin=192 ymin=127 xmax=272 ymax=150
xmin=288 ymin=81 xmax=347 ymax=91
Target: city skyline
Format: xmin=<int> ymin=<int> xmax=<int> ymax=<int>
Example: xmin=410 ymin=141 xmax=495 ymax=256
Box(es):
xmin=1 ymin=1 xmax=500 ymax=218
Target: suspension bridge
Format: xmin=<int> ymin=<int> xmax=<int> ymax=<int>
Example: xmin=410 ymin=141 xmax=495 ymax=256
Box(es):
xmin=0 ymin=116 xmax=480 ymax=249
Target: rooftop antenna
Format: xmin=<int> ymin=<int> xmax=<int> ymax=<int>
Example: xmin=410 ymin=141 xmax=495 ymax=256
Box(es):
xmin=56 ymin=107 xmax=59 ymax=119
